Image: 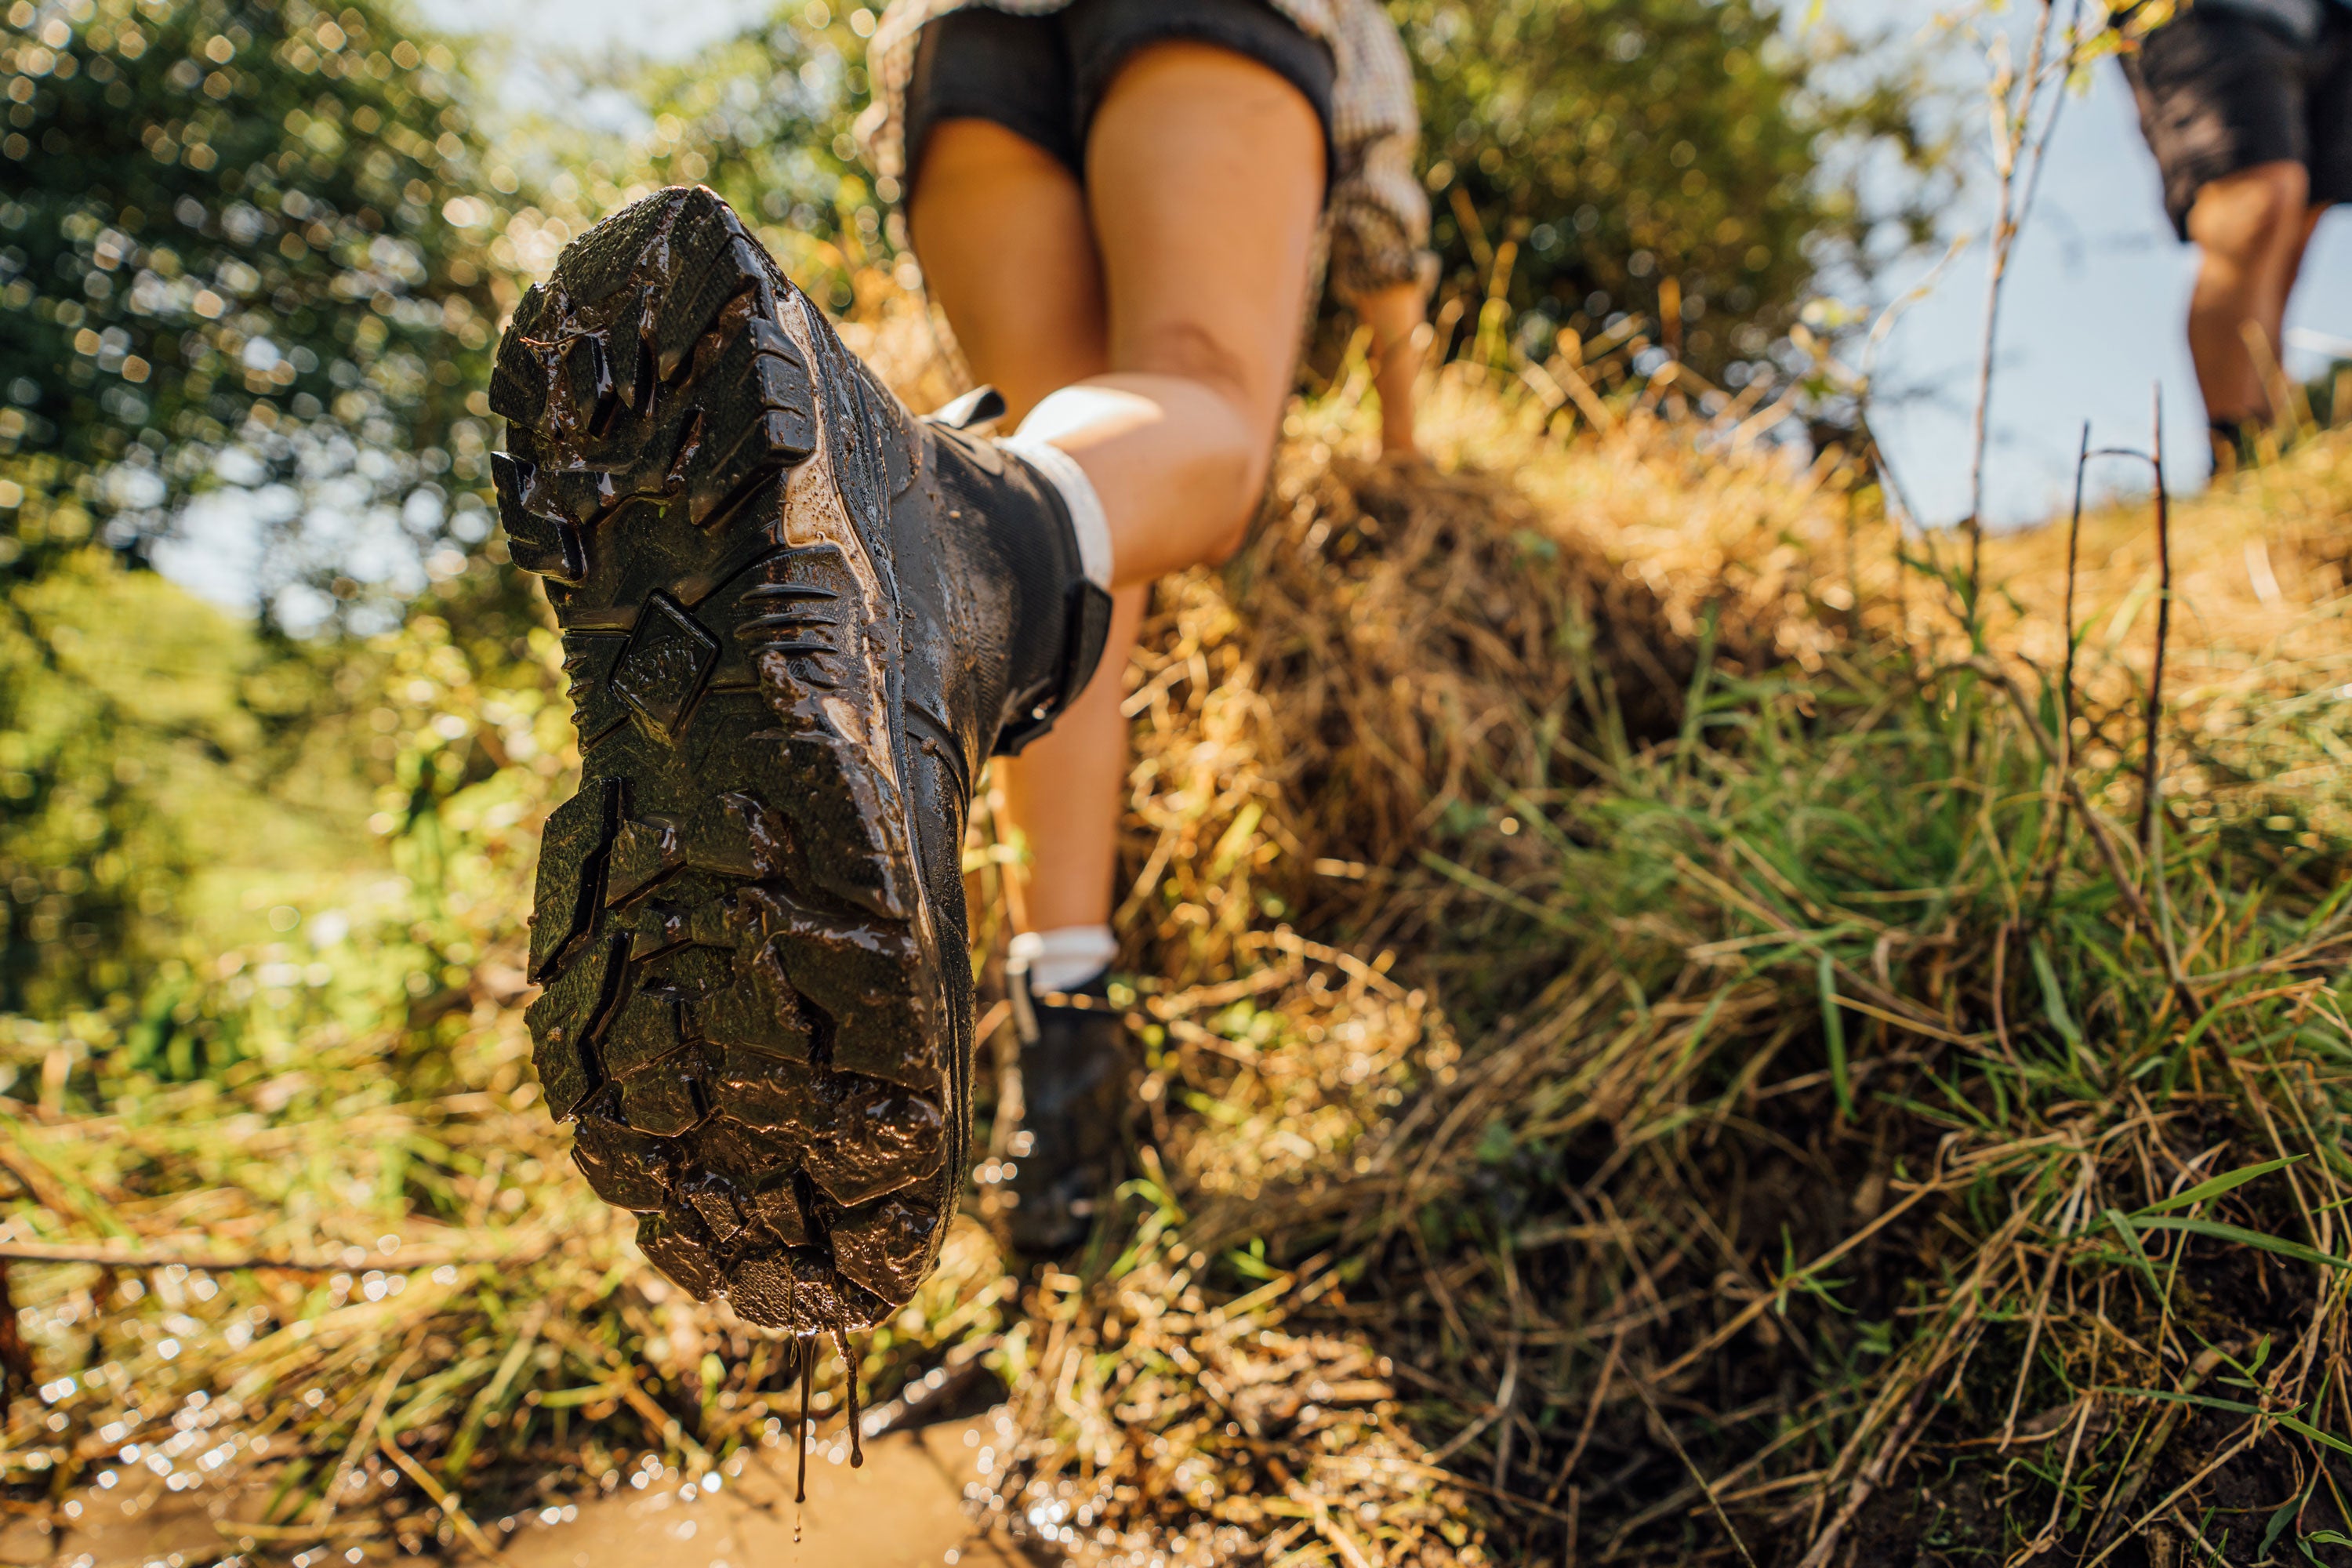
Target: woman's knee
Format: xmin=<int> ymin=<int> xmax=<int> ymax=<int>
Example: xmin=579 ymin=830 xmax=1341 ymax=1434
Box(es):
xmin=1120 ymin=317 xmax=1272 ymax=423
xmin=1201 ymin=508 xmax=1255 ymax=566
xmin=1106 ymin=320 xmax=1279 ymax=532
xmin=1201 ymin=423 xmax=1275 ymax=562
xmin=2189 ymin=161 xmax=2310 ymax=263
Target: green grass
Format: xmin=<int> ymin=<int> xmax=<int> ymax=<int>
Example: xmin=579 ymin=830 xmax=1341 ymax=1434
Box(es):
xmin=1365 ymin=643 xmax=2352 ymax=1562
xmin=0 ymin=545 xmax=383 ymax=1020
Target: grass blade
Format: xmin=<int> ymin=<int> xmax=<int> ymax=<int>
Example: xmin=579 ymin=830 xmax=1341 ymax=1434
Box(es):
xmin=1817 ymin=953 xmax=1852 ymax=1117
xmin=2104 ymin=1207 xmax=2165 ymax=1297
xmin=2031 ymin=939 xmax=2084 ymax=1052
xmin=2277 ymin=1415 xmax=2352 ymax=1458
xmin=2129 ymin=1217 xmax=2348 ymax=1271
xmin=2093 ymin=1387 xmax=2273 ymax=1417
xmin=2131 ymin=1155 xmax=2305 ymax=1218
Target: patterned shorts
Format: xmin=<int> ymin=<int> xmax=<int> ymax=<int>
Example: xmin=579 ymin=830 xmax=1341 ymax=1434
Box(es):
xmin=2122 ymin=3 xmax=2352 ymax=238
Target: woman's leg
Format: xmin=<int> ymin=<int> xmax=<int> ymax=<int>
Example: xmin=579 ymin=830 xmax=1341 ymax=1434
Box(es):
xmin=910 ymin=120 xmax=1143 ymax=939
xmin=1018 ymin=40 xmax=1328 ymax=583
xmin=2185 ymin=160 xmax=2310 ymax=426
xmin=910 ymin=48 xmax=1326 ymax=1256
xmin=989 ymin=39 xmax=1326 ymax=932
xmin=909 ymin=120 xmax=1106 ymax=418
xmin=913 ymin=34 xmax=1329 ymax=938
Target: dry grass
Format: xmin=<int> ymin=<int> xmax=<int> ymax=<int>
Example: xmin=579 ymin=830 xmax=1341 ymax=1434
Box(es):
xmin=960 ymin=376 xmax=2352 ymax=1564
xmin=3 ymin=336 xmax=2352 ymax=1566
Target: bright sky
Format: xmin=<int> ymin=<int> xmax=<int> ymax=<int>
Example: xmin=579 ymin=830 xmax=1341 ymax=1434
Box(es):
xmin=411 ymin=0 xmax=770 ymax=59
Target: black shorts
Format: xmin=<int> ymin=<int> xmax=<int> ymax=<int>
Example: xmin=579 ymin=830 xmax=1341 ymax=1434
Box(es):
xmin=902 ymin=0 xmax=1338 ymax=198
xmin=2123 ymin=3 xmax=2352 ymax=238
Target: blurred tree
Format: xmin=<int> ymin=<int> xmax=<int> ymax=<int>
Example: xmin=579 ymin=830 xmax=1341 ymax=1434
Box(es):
xmin=0 ymin=0 xmax=505 ymax=629
xmin=0 ymin=0 xmax=534 ymax=1011
xmin=1392 ymin=0 xmax=1940 ymax=381
xmin=630 ymin=2 xmax=890 ymax=316
xmin=0 ymin=524 xmax=200 ymax=1018
xmin=0 ymin=516 xmax=373 ymax=1017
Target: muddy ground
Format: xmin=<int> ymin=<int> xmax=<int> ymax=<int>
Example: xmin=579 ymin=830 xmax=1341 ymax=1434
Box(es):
xmin=0 ymin=1414 xmax=1019 ymax=1568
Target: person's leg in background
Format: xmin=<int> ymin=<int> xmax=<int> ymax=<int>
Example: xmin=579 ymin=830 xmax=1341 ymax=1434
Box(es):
xmin=2288 ymin=13 xmax=2352 ymax=427
xmin=2278 ymin=200 xmax=2332 ymax=306
xmin=2184 ymin=158 xmax=2310 ymax=441
xmin=2123 ymin=8 xmax=2319 ymax=466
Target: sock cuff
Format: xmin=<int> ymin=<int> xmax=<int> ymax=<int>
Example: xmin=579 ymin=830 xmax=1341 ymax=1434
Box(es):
xmin=999 ymin=435 xmax=1113 ymax=592
xmin=1007 ymin=924 xmax=1119 ymax=994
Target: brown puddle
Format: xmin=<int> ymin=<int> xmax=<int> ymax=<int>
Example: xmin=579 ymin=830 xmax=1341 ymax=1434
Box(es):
xmin=0 ymin=1412 xmax=1014 ymax=1568
xmin=502 ymin=1415 xmax=1017 ymax=1568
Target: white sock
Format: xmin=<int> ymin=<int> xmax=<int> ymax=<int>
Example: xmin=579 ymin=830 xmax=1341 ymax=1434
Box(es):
xmin=1007 ymin=924 xmax=1119 ymax=995
xmin=998 ymin=434 xmax=1112 ymax=591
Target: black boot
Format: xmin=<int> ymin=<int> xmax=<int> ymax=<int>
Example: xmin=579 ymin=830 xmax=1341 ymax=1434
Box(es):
xmin=995 ymin=966 xmax=1132 ymax=1258
xmin=488 ymin=187 xmax=1113 ymax=1332
xmin=2209 ymin=417 xmax=2260 ymax=475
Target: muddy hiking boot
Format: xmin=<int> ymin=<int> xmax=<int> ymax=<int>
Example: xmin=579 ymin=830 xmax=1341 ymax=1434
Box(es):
xmin=995 ymin=966 xmax=1134 ymax=1258
xmin=488 ymin=187 xmax=1113 ymax=1333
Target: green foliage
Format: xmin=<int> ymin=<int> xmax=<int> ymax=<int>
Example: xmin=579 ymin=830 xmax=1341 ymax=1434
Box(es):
xmin=0 ymin=543 xmax=200 ymax=1017
xmin=0 ymin=530 xmax=373 ymax=1017
xmin=1393 ymin=0 xmax=1940 ymax=376
xmin=0 ymin=0 xmax=502 ymax=620
xmin=632 ymin=5 xmax=895 ymax=314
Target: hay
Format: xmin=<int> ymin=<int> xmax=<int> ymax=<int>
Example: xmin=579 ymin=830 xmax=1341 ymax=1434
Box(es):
xmin=4 ymin=337 xmax=2352 ymax=1567
xmin=962 ymin=392 xmax=2352 ymax=1563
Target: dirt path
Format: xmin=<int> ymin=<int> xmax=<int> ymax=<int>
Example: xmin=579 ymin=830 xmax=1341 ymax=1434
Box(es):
xmin=0 ymin=1417 xmax=1019 ymax=1568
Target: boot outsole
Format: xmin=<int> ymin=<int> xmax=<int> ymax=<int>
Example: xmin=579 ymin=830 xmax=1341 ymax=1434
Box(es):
xmin=490 ymin=187 xmax=953 ymax=1333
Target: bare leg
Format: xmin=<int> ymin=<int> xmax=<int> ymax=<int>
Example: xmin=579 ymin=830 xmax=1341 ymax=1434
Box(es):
xmin=1356 ymin=280 xmax=1430 ymax=457
xmin=1005 ymin=42 xmax=1323 ymax=924
xmin=1023 ymin=40 xmax=1327 ymax=583
xmin=909 ymin=121 xmax=1106 ymax=417
xmin=910 ymin=122 xmax=1140 ymax=933
xmin=2284 ymin=201 xmax=2330 ymax=288
xmin=909 ymin=45 xmax=1324 ymax=932
xmin=2186 ymin=160 xmax=2310 ymax=424
xmin=902 ymin=45 xmax=1327 ymax=1256
xmin=993 ymin=589 xmax=1147 ymax=931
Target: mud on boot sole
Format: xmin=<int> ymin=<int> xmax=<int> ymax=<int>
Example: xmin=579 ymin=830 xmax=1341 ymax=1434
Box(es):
xmin=491 ymin=187 xmax=956 ymax=1333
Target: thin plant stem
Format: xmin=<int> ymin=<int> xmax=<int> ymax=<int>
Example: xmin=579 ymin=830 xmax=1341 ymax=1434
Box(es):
xmin=1964 ymin=1 xmax=2056 ymax=612
xmin=2139 ymin=382 xmax=2172 ymax=857
xmin=1972 ymin=656 xmax=2205 ymax=1026
xmin=1965 ymin=0 xmax=2082 ymax=624
xmin=2063 ymin=419 xmax=2089 ymax=763
xmin=2010 ymin=0 xmax=2086 ymax=257
xmin=2025 ymin=419 xmax=2094 ymax=927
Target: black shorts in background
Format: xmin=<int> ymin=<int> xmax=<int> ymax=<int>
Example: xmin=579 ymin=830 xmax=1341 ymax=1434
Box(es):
xmin=902 ymin=0 xmax=1338 ymax=199
xmin=2123 ymin=4 xmax=2352 ymax=238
